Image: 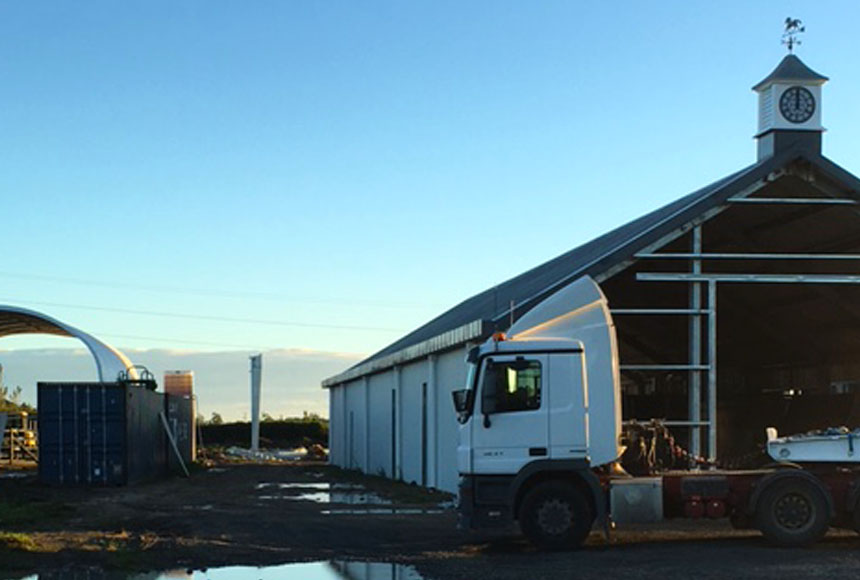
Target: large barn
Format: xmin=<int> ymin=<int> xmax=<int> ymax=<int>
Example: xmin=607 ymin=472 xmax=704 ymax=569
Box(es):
xmin=323 ymin=53 xmax=860 ymax=493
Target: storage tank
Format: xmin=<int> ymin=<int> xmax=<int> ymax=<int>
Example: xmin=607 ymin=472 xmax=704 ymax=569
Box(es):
xmin=164 ymin=371 xmax=194 ymax=397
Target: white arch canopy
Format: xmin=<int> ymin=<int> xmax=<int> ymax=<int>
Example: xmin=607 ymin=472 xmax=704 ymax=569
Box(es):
xmin=0 ymin=306 xmax=137 ymax=382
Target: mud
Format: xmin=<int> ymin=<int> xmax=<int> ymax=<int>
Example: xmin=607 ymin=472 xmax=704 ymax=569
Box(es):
xmin=3 ymin=460 xmax=860 ymax=579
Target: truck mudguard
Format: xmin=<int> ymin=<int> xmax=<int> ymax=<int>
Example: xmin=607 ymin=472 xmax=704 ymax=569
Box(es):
xmin=747 ymin=469 xmax=835 ymax=519
xmin=511 ymin=459 xmax=606 ymax=527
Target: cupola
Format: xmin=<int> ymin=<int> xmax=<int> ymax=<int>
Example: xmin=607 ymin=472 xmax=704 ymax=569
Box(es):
xmin=753 ymin=54 xmax=828 ymax=160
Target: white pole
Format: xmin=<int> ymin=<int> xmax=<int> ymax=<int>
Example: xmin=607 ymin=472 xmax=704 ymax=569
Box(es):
xmin=250 ymin=354 xmax=262 ymax=452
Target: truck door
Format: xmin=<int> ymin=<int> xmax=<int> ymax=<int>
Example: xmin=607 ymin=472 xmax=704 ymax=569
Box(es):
xmin=471 ymin=354 xmax=549 ymax=475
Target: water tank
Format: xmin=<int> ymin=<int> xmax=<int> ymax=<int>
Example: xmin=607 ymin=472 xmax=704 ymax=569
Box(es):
xmin=164 ymin=371 xmax=194 ymax=397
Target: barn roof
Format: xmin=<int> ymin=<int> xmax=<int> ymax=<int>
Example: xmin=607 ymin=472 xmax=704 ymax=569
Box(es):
xmin=323 ymin=145 xmax=860 ymax=387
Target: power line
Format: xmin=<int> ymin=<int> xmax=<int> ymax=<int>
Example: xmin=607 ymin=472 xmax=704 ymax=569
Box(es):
xmin=0 ymin=270 xmax=442 ymax=309
xmin=0 ymin=297 xmax=410 ymax=333
xmin=91 ymin=331 xmax=273 ymax=350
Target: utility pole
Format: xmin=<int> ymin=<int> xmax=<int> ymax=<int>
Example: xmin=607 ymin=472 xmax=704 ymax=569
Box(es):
xmin=250 ymin=354 xmax=262 ymax=452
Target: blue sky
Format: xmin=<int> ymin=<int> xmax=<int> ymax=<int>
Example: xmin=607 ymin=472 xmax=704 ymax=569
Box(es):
xmin=2 ymin=2 xmax=859 ymax=417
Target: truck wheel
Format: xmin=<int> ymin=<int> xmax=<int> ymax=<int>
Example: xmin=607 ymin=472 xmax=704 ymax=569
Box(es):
xmin=518 ymin=481 xmax=594 ymax=550
xmin=756 ymin=478 xmax=830 ymax=546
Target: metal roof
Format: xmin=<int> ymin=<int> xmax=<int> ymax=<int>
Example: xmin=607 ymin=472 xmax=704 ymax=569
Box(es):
xmin=0 ymin=306 xmax=137 ymax=382
xmin=325 ymin=145 xmax=858 ymax=387
xmin=752 ymin=54 xmax=829 ymax=91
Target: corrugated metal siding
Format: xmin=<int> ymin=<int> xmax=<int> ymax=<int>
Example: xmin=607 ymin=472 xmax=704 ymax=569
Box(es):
xmin=39 ymin=383 xmax=127 ymax=485
xmin=38 ymin=382 xmax=168 ymax=486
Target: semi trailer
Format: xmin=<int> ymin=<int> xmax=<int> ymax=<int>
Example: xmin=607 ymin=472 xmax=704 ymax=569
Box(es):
xmin=452 ymin=276 xmax=860 ymax=548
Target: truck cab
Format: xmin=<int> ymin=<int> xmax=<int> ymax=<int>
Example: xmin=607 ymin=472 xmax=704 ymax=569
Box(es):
xmin=453 ymin=276 xmax=621 ymax=547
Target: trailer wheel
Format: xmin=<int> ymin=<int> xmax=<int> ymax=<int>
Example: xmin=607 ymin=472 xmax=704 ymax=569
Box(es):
xmin=518 ymin=481 xmax=594 ymax=550
xmin=756 ymin=478 xmax=830 ymax=546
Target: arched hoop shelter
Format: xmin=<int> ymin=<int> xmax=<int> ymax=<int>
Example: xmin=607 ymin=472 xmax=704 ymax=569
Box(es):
xmin=0 ymin=306 xmax=137 ymax=382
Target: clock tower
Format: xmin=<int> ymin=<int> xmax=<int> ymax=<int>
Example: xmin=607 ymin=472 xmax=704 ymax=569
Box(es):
xmin=753 ymin=54 xmax=828 ymax=160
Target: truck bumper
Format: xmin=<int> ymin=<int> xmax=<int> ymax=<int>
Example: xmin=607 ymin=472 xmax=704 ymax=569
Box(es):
xmin=457 ymin=474 xmax=516 ymax=530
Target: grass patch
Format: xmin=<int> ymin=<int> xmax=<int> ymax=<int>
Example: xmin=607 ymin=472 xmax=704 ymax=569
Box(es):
xmin=0 ymin=500 xmax=70 ymax=527
xmin=0 ymin=532 xmax=38 ymax=551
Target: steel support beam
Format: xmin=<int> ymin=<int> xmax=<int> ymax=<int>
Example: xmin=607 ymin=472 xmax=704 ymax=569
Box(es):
xmin=636 ymin=252 xmax=860 ymax=261
xmin=638 ymin=273 xmax=860 ymax=284
xmin=620 ymin=365 xmax=710 ymax=371
xmin=611 ymin=308 xmax=711 ymax=315
xmin=689 ymin=226 xmax=703 ymax=460
xmin=707 ymin=281 xmax=718 ymax=463
xmin=726 ymin=197 xmax=857 ymax=205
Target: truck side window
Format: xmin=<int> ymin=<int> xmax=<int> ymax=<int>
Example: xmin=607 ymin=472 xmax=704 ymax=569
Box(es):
xmin=481 ymin=359 xmax=542 ymax=414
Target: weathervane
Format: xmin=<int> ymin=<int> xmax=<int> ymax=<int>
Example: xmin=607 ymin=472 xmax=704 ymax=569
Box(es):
xmin=782 ymin=17 xmax=805 ymax=53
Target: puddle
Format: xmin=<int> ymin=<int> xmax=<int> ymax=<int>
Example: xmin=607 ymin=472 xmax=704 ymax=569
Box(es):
xmin=20 ymin=560 xmax=425 ymax=580
xmin=181 ymin=504 xmax=214 ymax=511
xmin=321 ymin=508 xmax=445 ymax=516
xmin=225 ymin=446 xmax=311 ymax=462
xmin=258 ymin=490 xmax=392 ymax=504
xmin=255 ymin=482 xmax=363 ymax=491
xmin=255 ymin=482 xmax=391 ymax=505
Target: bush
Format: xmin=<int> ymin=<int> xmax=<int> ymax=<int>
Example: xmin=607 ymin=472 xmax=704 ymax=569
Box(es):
xmin=200 ymin=418 xmax=328 ymax=448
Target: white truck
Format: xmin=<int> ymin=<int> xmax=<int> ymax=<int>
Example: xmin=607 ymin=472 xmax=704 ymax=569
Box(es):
xmin=452 ymin=276 xmax=860 ymax=549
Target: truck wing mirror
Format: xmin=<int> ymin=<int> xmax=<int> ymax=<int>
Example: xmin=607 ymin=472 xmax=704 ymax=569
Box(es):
xmin=452 ymin=389 xmax=474 ymax=413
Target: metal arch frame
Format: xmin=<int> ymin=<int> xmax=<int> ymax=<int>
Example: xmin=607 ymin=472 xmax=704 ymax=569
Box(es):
xmin=0 ymin=306 xmax=137 ymax=382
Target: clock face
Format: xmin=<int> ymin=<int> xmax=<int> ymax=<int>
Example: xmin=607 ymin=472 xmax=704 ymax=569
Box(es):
xmin=779 ymin=86 xmax=815 ymax=124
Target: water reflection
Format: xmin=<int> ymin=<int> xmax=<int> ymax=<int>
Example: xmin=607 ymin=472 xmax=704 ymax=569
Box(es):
xmin=21 ymin=561 xmax=424 ymax=580
xmin=255 ymin=482 xmax=392 ymax=505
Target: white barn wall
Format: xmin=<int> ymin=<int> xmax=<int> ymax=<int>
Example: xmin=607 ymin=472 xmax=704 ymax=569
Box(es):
xmin=327 ymin=346 xmax=468 ymax=493
xmin=367 ymin=371 xmax=395 ymax=477
xmin=329 ymin=386 xmax=343 ymax=467
xmin=435 ymin=347 xmax=469 ymax=492
xmin=343 ymin=377 xmax=367 ymax=470
xmin=399 ymin=360 xmax=428 ymax=484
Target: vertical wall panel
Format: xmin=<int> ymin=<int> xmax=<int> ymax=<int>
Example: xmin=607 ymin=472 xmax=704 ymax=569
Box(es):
xmin=435 ymin=348 xmax=469 ymax=493
xmin=399 ymin=361 xmax=428 ymax=484
xmin=367 ymin=371 xmax=395 ymax=477
xmin=343 ymin=378 xmax=367 ymax=470
xmin=329 ymin=386 xmax=345 ymax=467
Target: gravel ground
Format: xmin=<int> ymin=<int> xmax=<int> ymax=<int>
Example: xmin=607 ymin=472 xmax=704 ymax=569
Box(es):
xmin=2 ymin=460 xmax=860 ymax=579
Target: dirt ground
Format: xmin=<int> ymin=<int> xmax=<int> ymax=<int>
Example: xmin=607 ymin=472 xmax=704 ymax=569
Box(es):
xmin=3 ymin=459 xmax=860 ymax=579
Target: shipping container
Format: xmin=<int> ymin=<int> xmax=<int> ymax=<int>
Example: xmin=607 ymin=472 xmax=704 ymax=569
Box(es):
xmin=38 ymin=382 xmax=167 ymax=485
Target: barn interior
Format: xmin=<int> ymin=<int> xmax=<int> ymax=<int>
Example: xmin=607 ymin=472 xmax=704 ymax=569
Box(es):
xmin=602 ymin=158 xmax=860 ymax=465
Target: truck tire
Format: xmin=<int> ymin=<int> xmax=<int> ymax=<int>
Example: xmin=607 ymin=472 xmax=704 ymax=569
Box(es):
xmin=518 ymin=481 xmax=594 ymax=550
xmin=755 ymin=477 xmax=830 ymax=546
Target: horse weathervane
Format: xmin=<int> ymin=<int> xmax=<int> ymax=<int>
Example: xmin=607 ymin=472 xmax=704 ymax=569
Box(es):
xmin=782 ymin=17 xmax=805 ymax=53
